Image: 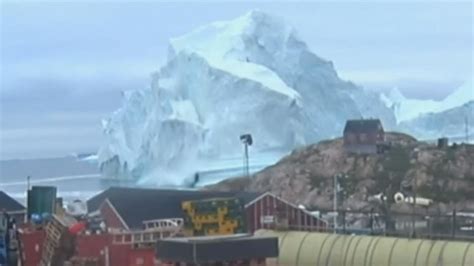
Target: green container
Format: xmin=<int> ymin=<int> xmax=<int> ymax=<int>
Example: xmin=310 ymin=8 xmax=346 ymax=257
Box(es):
xmin=27 ymin=186 xmax=57 ymax=218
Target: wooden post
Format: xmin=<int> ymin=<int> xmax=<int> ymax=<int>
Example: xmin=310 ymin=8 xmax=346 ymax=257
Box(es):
xmin=104 ymin=246 xmax=110 ymax=266
xmin=451 ymin=209 xmax=456 ymax=238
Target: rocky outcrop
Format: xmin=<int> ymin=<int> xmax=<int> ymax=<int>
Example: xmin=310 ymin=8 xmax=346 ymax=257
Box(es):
xmin=208 ymin=132 xmax=474 ymax=212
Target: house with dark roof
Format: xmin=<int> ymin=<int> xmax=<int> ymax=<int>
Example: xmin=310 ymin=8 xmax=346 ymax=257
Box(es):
xmin=87 ymin=187 xmax=327 ymax=233
xmin=0 ymin=191 xmax=26 ymax=223
xmin=87 ymin=187 xmax=261 ymax=230
xmin=343 ymin=119 xmax=385 ymax=154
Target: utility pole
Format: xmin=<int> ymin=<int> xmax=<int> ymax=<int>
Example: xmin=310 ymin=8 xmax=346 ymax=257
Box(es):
xmin=411 ymin=148 xmax=419 ymax=238
xmin=244 ymin=143 xmax=249 ymax=177
xmin=334 ymin=174 xmax=337 ymax=233
xmin=466 ymin=115 xmax=469 ymax=144
xmin=411 ymin=175 xmax=417 ymax=238
xmin=26 ymin=176 xmax=31 ymax=223
xmin=411 ymin=148 xmax=420 ymax=237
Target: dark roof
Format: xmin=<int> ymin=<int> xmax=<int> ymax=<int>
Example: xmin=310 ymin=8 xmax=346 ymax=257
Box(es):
xmin=156 ymin=235 xmax=279 ymax=262
xmin=0 ymin=191 xmax=25 ymax=212
xmin=343 ymin=119 xmax=383 ymax=134
xmin=87 ymin=187 xmax=261 ymax=229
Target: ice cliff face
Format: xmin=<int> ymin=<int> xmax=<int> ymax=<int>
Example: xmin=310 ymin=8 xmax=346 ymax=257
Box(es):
xmin=98 ymin=10 xmax=396 ymax=185
xmin=382 ymin=78 xmax=473 ymax=123
xmin=381 ymin=78 xmax=473 ymax=141
xmin=400 ymin=101 xmax=474 ymax=141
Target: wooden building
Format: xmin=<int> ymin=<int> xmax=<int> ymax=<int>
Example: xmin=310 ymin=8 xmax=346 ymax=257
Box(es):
xmin=87 ymin=187 xmax=327 ymax=233
xmin=244 ymin=192 xmax=327 ymax=232
xmin=19 ymin=188 xmax=327 ymax=266
xmin=343 ymin=119 xmax=385 ymax=154
xmin=0 ymin=191 xmax=26 ymax=223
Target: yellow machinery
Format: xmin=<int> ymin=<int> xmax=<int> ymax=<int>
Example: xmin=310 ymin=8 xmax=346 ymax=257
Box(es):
xmin=181 ymin=198 xmax=246 ymax=236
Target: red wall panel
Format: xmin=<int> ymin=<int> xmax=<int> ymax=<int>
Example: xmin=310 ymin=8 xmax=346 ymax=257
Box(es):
xmin=245 ymin=194 xmax=326 ymax=233
xmin=128 ymin=249 xmax=156 ymax=266
xmin=99 ymin=200 xmax=127 ymax=230
xmin=19 ymin=230 xmax=45 ymax=266
xmin=75 ymin=234 xmax=155 ymax=266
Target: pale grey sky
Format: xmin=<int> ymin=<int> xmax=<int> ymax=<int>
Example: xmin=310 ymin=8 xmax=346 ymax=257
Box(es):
xmin=1 ymin=0 xmax=472 ymax=159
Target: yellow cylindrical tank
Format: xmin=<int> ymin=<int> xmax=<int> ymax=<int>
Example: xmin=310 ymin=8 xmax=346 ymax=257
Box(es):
xmin=256 ymin=230 xmax=474 ymax=266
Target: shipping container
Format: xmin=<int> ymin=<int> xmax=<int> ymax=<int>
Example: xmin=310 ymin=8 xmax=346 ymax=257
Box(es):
xmin=19 ymin=229 xmax=45 ymax=266
xmin=27 ymin=186 xmax=57 ymax=218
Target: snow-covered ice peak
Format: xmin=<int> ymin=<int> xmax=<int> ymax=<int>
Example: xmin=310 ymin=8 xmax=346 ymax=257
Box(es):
xmin=442 ymin=78 xmax=473 ymax=108
xmin=170 ymin=10 xmax=294 ymax=61
xmin=383 ymin=77 xmax=473 ymax=123
xmin=168 ymin=10 xmax=300 ymax=100
xmin=388 ymin=87 xmax=406 ymax=103
xmin=98 ymin=10 xmax=397 ymax=186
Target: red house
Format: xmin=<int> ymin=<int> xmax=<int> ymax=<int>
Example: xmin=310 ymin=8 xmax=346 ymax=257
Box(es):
xmin=343 ymin=119 xmax=385 ymax=154
xmin=20 ymin=188 xmax=327 ymax=266
xmin=244 ymin=192 xmax=327 ymax=232
xmin=87 ymin=187 xmax=327 ymax=233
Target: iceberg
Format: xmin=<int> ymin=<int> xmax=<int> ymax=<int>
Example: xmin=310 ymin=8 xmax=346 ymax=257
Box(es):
xmin=98 ymin=10 xmax=396 ymax=185
xmin=381 ymin=78 xmax=473 ymax=141
xmin=383 ymin=78 xmax=473 ymax=123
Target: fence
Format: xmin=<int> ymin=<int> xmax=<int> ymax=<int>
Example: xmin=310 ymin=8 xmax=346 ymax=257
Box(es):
xmin=315 ymin=209 xmax=474 ymax=241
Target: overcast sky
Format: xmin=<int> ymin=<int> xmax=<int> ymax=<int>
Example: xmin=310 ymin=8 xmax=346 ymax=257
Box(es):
xmin=1 ymin=0 xmax=472 ymax=160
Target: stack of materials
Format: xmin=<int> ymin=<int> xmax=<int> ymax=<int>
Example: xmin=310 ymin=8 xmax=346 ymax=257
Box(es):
xmin=181 ymin=197 xmax=246 ymax=236
xmin=40 ymin=215 xmax=76 ymax=266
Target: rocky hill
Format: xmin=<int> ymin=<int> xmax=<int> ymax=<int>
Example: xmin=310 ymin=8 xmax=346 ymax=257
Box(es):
xmin=208 ymin=132 xmax=474 ymax=213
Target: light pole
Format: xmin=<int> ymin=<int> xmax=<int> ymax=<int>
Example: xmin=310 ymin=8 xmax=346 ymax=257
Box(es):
xmin=333 ymin=174 xmax=340 ymax=233
xmin=333 ymin=173 xmax=348 ymax=233
xmin=240 ymin=134 xmax=253 ymax=177
xmin=411 ymin=148 xmax=419 ymax=238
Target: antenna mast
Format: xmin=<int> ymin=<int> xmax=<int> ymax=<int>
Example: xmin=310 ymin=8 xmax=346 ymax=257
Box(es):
xmin=466 ymin=115 xmax=470 ymax=143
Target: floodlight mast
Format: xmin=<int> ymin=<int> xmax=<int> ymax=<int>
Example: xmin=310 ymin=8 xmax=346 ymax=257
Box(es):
xmin=240 ymin=134 xmax=253 ymax=177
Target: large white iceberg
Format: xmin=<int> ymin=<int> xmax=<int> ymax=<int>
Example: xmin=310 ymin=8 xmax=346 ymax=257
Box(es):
xmin=396 ymin=78 xmax=473 ymax=141
xmin=98 ymin=10 xmax=396 ymax=185
xmin=382 ymin=78 xmax=473 ymax=123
